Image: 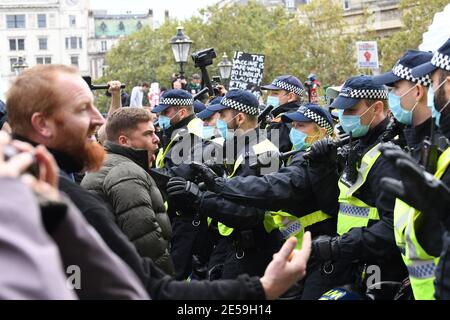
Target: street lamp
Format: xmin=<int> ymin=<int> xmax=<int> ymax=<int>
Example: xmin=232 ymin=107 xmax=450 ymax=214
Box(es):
xmin=12 ymin=56 xmax=28 ymax=75
xmin=169 ymin=26 xmax=193 ymax=77
xmin=217 ymin=52 xmax=233 ymax=87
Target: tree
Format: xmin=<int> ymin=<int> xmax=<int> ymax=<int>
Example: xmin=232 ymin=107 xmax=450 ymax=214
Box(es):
xmin=379 ymin=0 xmax=449 ymax=72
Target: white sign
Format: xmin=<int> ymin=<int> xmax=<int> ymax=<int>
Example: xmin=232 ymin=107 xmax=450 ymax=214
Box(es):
xmin=356 ymin=41 xmax=379 ymax=69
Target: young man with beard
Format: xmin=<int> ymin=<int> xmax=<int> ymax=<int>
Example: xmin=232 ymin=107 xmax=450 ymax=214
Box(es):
xmin=5 ymin=64 xmax=312 ymax=300
xmin=82 ymin=108 xmax=174 ymax=274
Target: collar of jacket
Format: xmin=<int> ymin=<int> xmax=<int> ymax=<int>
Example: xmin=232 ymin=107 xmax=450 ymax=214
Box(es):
xmin=439 ymin=112 xmax=450 ymax=140
xmin=11 ymin=133 xmax=82 ymax=174
xmin=403 ymin=117 xmax=432 ymax=149
xmin=104 ymin=141 xmax=149 ymax=172
xmin=272 ymin=101 xmax=301 ymax=118
xmin=223 ymin=127 xmax=263 ymax=160
xmin=165 ymin=113 xmax=196 ymax=137
xmin=358 ymin=117 xmax=389 ymax=151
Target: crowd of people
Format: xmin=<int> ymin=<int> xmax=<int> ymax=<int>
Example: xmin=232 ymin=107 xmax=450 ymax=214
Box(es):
xmin=1 ymin=37 xmax=450 ymax=301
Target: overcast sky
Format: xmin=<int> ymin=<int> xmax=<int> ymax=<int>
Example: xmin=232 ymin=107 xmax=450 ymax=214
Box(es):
xmin=90 ymin=0 xmax=219 ymax=23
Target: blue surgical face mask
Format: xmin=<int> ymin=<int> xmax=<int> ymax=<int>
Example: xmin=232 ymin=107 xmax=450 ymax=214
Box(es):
xmin=202 ymin=125 xmax=216 ymax=139
xmin=216 ymin=114 xmax=239 ymax=140
xmin=289 ymin=128 xmax=311 ymax=151
xmin=157 ymin=115 xmax=171 ymax=130
xmin=428 ymin=80 xmax=450 ymax=128
xmin=267 ymin=96 xmax=280 ymax=108
xmin=338 ymin=103 xmax=375 ymax=138
xmin=157 ymin=110 xmax=182 ymax=130
xmin=388 ymin=85 xmax=418 ymax=125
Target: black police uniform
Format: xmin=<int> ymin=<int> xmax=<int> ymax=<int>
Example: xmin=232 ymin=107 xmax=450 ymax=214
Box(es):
xmin=304 ymin=119 xmax=409 ymax=299
xmin=266 ymin=101 xmax=300 ymax=153
xmin=202 ymin=128 xmax=284 ymax=280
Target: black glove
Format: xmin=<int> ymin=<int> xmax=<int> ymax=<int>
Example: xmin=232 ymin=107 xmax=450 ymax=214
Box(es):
xmin=379 ymin=143 xmax=415 ymax=164
xmin=189 ymin=162 xmax=220 ymax=191
xmin=311 ymin=235 xmax=341 ymax=262
xmin=304 ymin=137 xmax=337 ymax=164
xmin=166 ymin=177 xmax=203 ymax=214
xmin=380 ymin=157 xmax=450 ymax=228
xmin=249 ymin=150 xmax=281 ymax=170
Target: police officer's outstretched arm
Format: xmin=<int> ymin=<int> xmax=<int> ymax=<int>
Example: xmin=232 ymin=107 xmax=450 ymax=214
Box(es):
xmin=260 ymin=232 xmax=312 ymax=299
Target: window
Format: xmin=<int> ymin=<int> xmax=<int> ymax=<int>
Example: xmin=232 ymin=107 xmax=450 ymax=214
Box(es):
xmin=10 ymin=58 xmax=18 ymax=72
xmin=343 ymin=0 xmax=351 ymax=10
xmin=37 ymin=14 xmax=46 ymax=28
xmin=38 ymin=38 xmax=48 ymax=50
xmin=136 ymin=21 xmax=142 ymax=30
xmin=101 ymin=40 xmax=107 ymax=52
xmin=118 ymin=21 xmax=125 ymax=31
xmin=69 ymin=15 xmax=76 ymax=27
xmin=285 ymin=0 xmax=295 ymax=9
xmin=7 ymin=15 xmax=25 ymax=28
xmin=70 ymin=56 xmax=79 ymax=67
xmin=100 ymin=22 xmax=107 ymax=32
xmin=70 ymin=36 xmax=77 ymax=49
xmin=65 ymin=37 xmax=82 ymax=49
xmin=9 ymin=38 xmax=25 ymax=51
xmin=36 ymin=57 xmax=51 ymax=65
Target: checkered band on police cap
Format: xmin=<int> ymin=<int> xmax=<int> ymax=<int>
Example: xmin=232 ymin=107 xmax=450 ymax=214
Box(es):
xmin=392 ymin=63 xmax=432 ymax=87
xmin=339 ymin=88 xmax=388 ymax=100
xmin=272 ymin=80 xmax=304 ymax=96
xmin=221 ymin=97 xmax=259 ymax=116
xmin=431 ymin=51 xmax=450 ymax=71
xmin=297 ymin=106 xmax=334 ymax=136
xmin=159 ymin=97 xmax=194 ymax=106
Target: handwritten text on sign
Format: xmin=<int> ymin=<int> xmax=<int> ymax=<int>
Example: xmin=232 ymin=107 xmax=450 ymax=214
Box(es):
xmin=229 ymin=52 xmax=265 ymax=90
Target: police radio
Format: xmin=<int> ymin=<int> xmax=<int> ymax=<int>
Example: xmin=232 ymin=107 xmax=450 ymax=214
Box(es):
xmin=421 ymin=119 xmax=440 ymax=173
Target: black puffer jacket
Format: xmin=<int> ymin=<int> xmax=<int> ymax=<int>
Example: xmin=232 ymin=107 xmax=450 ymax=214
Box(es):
xmin=82 ymin=142 xmax=174 ymax=275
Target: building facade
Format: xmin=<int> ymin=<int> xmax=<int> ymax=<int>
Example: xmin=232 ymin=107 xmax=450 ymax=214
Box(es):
xmin=0 ymin=0 xmax=90 ymax=82
xmin=87 ymin=10 xmax=153 ymax=79
xmin=342 ymin=0 xmax=401 ymax=36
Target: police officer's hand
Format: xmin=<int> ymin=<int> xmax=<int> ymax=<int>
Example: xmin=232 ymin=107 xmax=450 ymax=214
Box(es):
xmin=311 ymin=235 xmax=341 ymax=262
xmin=189 ymin=162 xmax=220 ymax=191
xmin=380 ymin=157 xmax=450 ymax=228
xmin=379 ymin=143 xmax=415 ymax=164
xmin=304 ymin=137 xmax=337 ymax=164
xmin=166 ymin=177 xmax=204 ymax=213
xmin=249 ymin=150 xmax=281 ymax=171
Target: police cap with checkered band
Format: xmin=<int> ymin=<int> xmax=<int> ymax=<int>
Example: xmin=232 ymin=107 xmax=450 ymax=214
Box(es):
xmin=373 ymin=50 xmax=433 ymax=87
xmin=152 ymin=89 xmax=194 ymax=113
xmin=281 ymin=103 xmax=334 ymax=136
xmin=330 ymin=75 xmax=388 ymax=110
xmin=411 ymin=38 xmax=450 ymax=78
xmin=207 ymin=90 xmax=259 ymax=116
xmin=197 ymin=96 xmax=222 ymax=120
xmin=261 ymin=75 xmax=305 ymax=96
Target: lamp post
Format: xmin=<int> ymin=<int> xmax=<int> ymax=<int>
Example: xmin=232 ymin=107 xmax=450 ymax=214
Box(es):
xmin=217 ymin=52 xmax=232 ymax=88
xmin=12 ymin=56 xmax=28 ymax=75
xmin=169 ymin=26 xmax=193 ymax=78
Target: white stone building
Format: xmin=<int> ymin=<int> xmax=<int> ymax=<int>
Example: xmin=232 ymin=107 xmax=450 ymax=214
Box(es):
xmin=0 ymin=0 xmax=89 ymax=83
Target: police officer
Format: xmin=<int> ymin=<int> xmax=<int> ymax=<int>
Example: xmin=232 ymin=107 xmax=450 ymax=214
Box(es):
xmin=209 ymin=103 xmax=338 ymax=244
xmin=372 ymin=50 xmax=443 ymax=300
xmin=167 ymin=90 xmax=283 ymax=280
xmin=197 ymin=96 xmax=223 ymax=140
xmin=377 ymin=38 xmax=450 ymax=299
xmin=152 ymin=89 xmax=205 ymax=280
xmin=307 ymin=75 xmax=408 ymax=299
xmin=197 ymin=103 xmax=339 ymax=298
xmin=373 ymin=50 xmax=434 ymax=159
xmin=379 ymin=150 xmax=450 ymax=299
xmin=261 ymin=75 xmax=305 ymax=153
